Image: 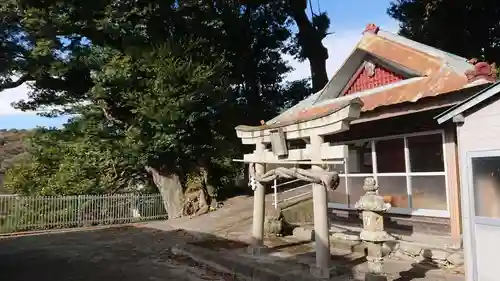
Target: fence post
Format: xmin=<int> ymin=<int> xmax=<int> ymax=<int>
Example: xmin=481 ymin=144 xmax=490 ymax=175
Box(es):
xmin=77 ymin=195 xmax=82 ymax=227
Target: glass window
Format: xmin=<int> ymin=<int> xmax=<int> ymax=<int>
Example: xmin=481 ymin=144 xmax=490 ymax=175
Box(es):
xmin=375 ymin=139 xmax=405 ymax=173
xmin=347 ymin=141 xmax=373 ymax=173
xmin=347 ymin=177 xmax=367 ymax=205
xmin=328 ymin=178 xmax=347 ymax=204
xmin=472 ymin=156 xmax=500 ymax=218
xmin=407 ymin=134 xmax=444 ymax=172
xmin=377 ymin=176 xmax=408 ymax=208
xmin=411 ymin=176 xmax=447 ymax=210
xmin=334 ymin=132 xmax=449 ymax=213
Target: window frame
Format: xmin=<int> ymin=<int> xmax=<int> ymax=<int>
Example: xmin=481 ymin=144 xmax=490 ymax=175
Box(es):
xmin=328 ymin=130 xmax=450 ymax=218
xmin=469 ymin=151 xmax=500 ymax=223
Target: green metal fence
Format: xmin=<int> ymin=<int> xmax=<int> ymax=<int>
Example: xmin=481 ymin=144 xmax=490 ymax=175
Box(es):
xmin=0 ymin=194 xmax=167 ymax=234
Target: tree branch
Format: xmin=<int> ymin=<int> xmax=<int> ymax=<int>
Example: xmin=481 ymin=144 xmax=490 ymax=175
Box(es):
xmin=288 ymin=0 xmax=329 ymax=91
xmin=101 ymin=106 xmax=124 ymax=125
xmin=0 ymin=74 xmax=32 ymax=91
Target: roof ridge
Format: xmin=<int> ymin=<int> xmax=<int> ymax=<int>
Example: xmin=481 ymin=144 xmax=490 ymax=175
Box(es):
xmin=370 ymin=25 xmax=473 ymax=74
xmin=369 ymin=23 xmax=469 ymax=62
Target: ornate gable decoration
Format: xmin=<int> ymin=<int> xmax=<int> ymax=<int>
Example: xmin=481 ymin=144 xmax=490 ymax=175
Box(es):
xmin=341 ymin=61 xmax=405 ymax=96
xmin=465 ymin=58 xmax=497 ymax=82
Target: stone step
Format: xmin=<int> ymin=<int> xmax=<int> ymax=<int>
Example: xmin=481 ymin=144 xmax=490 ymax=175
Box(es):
xmin=171 ymin=232 xmax=464 ymax=281
xmin=171 ymin=243 xmax=330 ymax=281
xmin=291 ymin=226 xmax=465 ymax=272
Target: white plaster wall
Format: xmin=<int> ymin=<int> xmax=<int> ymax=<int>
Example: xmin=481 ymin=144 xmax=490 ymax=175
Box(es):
xmin=457 ymin=97 xmax=500 ymax=281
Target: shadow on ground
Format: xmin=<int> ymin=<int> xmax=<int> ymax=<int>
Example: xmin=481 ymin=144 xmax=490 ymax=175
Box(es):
xmin=393 ymin=250 xmax=440 ymax=281
xmin=0 ymin=226 xmax=461 ymax=281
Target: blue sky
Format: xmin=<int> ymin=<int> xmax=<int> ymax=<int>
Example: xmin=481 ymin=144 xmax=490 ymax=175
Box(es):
xmin=0 ymin=0 xmax=397 ymax=130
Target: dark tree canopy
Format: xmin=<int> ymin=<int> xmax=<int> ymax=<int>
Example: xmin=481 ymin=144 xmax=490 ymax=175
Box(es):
xmin=0 ymin=0 xmax=314 ymax=217
xmin=389 ymin=0 xmax=500 ymax=63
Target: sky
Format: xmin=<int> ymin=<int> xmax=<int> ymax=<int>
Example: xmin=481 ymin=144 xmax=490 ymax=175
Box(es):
xmin=0 ymin=0 xmax=398 ymax=130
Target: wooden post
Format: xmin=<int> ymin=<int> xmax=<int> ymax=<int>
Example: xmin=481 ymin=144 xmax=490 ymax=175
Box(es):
xmin=445 ymin=127 xmax=462 ymax=248
xmin=310 ymin=134 xmax=331 ymax=279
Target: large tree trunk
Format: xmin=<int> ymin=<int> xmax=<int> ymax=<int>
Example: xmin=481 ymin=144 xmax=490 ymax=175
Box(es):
xmin=147 ymin=166 xmax=184 ymax=219
xmin=288 ymin=0 xmax=329 ymax=92
xmin=197 ymin=159 xmax=218 ymax=209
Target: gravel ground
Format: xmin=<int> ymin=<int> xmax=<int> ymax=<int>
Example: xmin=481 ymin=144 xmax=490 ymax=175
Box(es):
xmin=0 ymin=226 xmax=240 ymax=281
xmin=0 ymin=225 xmax=465 ymax=281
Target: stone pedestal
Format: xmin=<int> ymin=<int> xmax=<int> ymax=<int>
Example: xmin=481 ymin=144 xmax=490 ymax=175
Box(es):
xmin=355 ymin=177 xmax=392 ymax=281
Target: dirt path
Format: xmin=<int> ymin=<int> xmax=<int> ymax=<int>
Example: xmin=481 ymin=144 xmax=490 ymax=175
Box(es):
xmin=147 ymin=185 xmax=312 ymax=235
xmin=0 ymin=226 xmax=241 ymax=281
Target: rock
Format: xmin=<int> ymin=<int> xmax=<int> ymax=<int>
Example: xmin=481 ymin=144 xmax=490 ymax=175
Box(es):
xmin=412 ymin=255 xmax=426 ymax=263
xmin=427 ymin=249 xmax=450 ymax=261
xmin=422 ymin=249 xmax=433 ymax=259
xmin=451 ymin=265 xmax=465 ymax=274
xmin=265 ymin=207 xmax=282 ymax=220
xmin=264 ymin=217 xmax=284 ymax=236
xmin=447 ymin=251 xmax=464 ymax=266
xmin=382 ymin=241 xmax=398 ymax=256
xmin=393 ymin=249 xmax=411 ymax=260
xmin=434 ymin=259 xmax=450 ymax=266
xmin=264 ymin=208 xmax=284 ymax=236
xmin=330 ymin=232 xmax=360 ymax=241
xmin=330 ymin=239 xmax=362 ymax=253
xmin=292 ymin=227 xmax=314 ymax=241
xmin=399 ymin=244 xmax=422 ymax=257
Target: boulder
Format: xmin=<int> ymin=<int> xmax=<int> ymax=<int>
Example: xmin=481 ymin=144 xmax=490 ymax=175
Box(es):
xmin=330 ymin=232 xmax=361 ymax=241
xmin=425 ymin=249 xmax=450 ymax=261
xmin=399 ymin=244 xmax=422 ymax=257
xmin=447 ymin=251 xmax=464 ymax=266
xmin=264 ymin=208 xmax=284 ymax=236
xmin=292 ymin=226 xmax=314 ymax=241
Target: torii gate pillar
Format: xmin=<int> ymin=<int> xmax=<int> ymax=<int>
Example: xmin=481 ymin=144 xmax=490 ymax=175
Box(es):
xmin=250 ymin=143 xmax=266 ymax=253
xmin=235 ymin=98 xmax=363 ymax=277
xmin=310 ymin=135 xmax=331 ymax=278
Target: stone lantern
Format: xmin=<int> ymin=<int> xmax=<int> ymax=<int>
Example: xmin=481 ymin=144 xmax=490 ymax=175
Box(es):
xmin=355 ymin=177 xmax=392 ymax=281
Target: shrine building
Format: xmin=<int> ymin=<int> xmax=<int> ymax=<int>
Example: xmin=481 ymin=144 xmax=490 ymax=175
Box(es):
xmin=235 ymin=23 xmax=498 ymax=249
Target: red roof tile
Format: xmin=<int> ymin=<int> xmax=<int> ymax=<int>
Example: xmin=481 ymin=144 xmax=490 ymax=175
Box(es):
xmin=344 ymin=63 xmax=405 ymax=95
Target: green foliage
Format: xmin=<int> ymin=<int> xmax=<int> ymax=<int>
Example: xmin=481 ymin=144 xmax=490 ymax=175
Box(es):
xmin=389 ymin=0 xmax=500 ymax=63
xmin=0 ymin=129 xmax=31 ymax=174
xmin=5 ymin=122 xmax=147 ymax=195
xmin=89 ymin=41 xmax=231 ymax=170
xmin=0 ymin=0 xmax=313 ymax=198
xmin=0 ymin=129 xmax=31 ymax=194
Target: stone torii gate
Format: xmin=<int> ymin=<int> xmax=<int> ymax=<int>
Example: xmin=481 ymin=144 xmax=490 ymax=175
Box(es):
xmin=234 ymin=98 xmax=363 ymax=278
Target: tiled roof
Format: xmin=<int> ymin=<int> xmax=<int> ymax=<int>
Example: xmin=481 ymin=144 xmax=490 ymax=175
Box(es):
xmin=266 ymin=24 xmax=495 ymax=126
xmin=344 ymin=63 xmax=405 ymax=95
